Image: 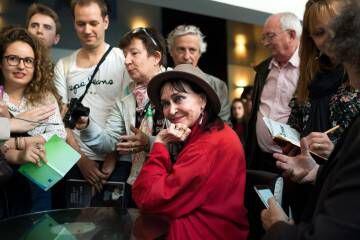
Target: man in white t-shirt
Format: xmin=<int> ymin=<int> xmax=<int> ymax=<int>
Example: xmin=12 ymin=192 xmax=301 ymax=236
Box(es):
xmin=54 ymin=0 xmax=130 ymax=204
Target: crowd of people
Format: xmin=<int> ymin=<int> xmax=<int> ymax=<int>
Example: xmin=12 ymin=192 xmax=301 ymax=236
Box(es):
xmin=1 ymin=0 xmax=360 ymax=239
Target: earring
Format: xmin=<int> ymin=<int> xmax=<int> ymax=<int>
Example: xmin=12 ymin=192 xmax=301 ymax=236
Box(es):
xmin=199 ymin=106 xmax=204 ymax=125
xmin=199 ymin=112 xmax=204 ymax=125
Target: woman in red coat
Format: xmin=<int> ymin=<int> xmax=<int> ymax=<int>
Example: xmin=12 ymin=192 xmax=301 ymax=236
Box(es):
xmin=133 ymin=64 xmax=249 ymax=240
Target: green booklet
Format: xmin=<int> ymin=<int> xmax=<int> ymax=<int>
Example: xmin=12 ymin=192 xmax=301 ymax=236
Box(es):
xmin=18 ymin=134 xmax=80 ymax=191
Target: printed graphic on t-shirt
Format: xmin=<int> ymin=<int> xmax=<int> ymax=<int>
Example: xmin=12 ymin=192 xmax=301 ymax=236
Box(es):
xmin=68 ymin=78 xmax=114 ymax=95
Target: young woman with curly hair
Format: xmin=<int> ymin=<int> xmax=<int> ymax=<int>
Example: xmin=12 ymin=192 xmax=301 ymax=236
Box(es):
xmin=0 ymin=27 xmax=66 ymax=215
xmin=0 ymin=27 xmax=65 ymax=145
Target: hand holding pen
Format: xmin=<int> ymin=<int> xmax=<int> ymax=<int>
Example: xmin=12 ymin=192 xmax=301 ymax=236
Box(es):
xmin=305 ymin=125 xmax=340 ymax=159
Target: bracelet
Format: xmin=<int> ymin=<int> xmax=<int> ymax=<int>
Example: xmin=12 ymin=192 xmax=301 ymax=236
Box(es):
xmin=15 ymin=137 xmax=20 ymax=150
xmin=14 ymin=137 xmax=26 ymax=151
xmin=19 ymin=137 xmax=26 ymax=150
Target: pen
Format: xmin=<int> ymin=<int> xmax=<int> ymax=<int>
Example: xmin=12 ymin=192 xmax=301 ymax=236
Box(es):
xmin=288 ymin=206 xmax=293 ymax=221
xmin=324 ymin=125 xmax=340 ymax=135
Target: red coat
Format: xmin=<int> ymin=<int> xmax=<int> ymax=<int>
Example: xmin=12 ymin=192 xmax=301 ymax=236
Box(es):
xmin=133 ymin=124 xmax=249 ymax=240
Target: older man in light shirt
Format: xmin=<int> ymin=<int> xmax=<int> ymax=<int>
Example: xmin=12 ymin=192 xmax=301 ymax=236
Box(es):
xmin=167 ymin=25 xmax=230 ymax=121
xmin=245 ymin=12 xmax=302 ymax=173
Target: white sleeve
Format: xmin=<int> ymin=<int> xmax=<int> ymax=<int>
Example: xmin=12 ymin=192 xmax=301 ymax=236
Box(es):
xmin=0 ymin=117 xmax=10 ymax=141
xmin=80 ymin=98 xmax=127 ymax=154
xmin=54 ymin=59 xmax=68 ymax=104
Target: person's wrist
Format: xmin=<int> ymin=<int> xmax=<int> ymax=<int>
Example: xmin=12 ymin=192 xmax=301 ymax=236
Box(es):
xmin=85 ymin=118 xmax=90 ymax=128
xmin=15 ymin=137 xmax=26 ymax=151
xmin=16 ymin=148 xmax=25 ymax=163
xmin=9 ymin=118 xmax=27 ymax=133
xmin=0 ymin=142 xmax=10 ymax=155
xmin=77 ymin=155 xmax=86 ymax=165
xmin=81 ymin=118 xmax=90 ymax=130
xmin=20 ymin=137 xmax=26 ymax=150
xmin=9 ymin=119 xmax=17 ymax=132
xmin=303 ymin=164 xmax=319 ymax=184
xmin=154 ymin=135 xmax=166 ymax=145
xmin=15 ymin=137 xmax=20 ymax=150
xmin=4 ymin=138 xmax=15 ymax=150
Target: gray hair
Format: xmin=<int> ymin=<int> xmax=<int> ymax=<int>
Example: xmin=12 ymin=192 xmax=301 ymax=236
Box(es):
xmin=278 ymin=12 xmax=302 ymax=39
xmin=167 ymin=25 xmax=207 ymax=54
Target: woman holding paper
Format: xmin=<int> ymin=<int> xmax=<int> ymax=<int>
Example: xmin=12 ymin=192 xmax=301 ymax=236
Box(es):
xmin=261 ymin=2 xmax=360 ymax=239
xmin=278 ymin=0 xmax=360 ymax=224
xmin=1 ymin=98 xmax=58 ymax=161
xmin=287 ymin=0 xmax=360 ymax=159
xmin=1 ymin=85 xmax=49 ymax=190
xmin=0 ymin=27 xmax=66 ymax=159
xmin=1 ymin=90 xmax=46 ymax=183
xmin=0 ymin=27 xmax=66 ymax=215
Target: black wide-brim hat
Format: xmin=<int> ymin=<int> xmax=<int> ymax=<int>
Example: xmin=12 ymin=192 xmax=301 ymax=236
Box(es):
xmin=147 ymin=64 xmax=221 ymax=115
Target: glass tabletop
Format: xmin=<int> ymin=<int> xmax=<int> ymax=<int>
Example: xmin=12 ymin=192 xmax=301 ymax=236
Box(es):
xmin=0 ymin=207 xmax=168 ymax=240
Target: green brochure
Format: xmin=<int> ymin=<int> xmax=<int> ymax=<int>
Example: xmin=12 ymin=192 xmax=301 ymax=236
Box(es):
xmin=18 ymin=134 xmax=80 ymax=191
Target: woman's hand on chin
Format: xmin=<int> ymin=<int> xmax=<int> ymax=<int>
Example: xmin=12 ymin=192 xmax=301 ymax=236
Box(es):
xmin=155 ymin=123 xmax=191 ymax=145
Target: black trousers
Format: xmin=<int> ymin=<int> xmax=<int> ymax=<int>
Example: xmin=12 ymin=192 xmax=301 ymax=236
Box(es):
xmin=1 ymin=171 xmax=32 ymax=219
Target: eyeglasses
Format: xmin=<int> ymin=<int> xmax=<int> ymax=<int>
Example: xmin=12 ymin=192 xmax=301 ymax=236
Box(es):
xmin=129 ymin=27 xmax=158 ymax=47
xmin=261 ymin=30 xmax=288 ymax=44
xmin=3 ymin=55 xmax=35 ymax=68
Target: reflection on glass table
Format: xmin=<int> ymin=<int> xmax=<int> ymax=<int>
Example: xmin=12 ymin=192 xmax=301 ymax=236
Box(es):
xmin=0 ymin=207 xmax=169 ymax=240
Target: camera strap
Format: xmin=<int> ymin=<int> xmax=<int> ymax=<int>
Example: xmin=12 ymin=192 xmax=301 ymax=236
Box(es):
xmin=78 ymin=46 xmax=113 ymax=102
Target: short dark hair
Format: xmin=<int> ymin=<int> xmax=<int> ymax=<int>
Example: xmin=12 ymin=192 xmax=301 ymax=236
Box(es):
xmin=26 ymin=3 xmax=61 ymax=34
xmin=71 ymin=0 xmax=108 ymax=18
xmin=329 ymin=0 xmax=360 ymax=70
xmin=119 ymin=27 xmax=167 ymax=67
